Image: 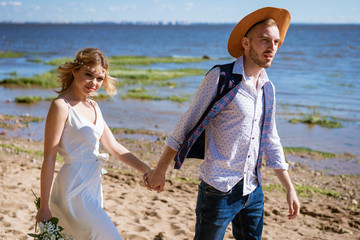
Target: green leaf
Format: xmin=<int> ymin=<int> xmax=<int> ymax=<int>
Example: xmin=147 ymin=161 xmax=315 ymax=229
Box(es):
xmin=31 ymin=189 xmax=40 ymax=210
xmin=28 ymin=233 xmax=40 ymax=237
xmin=50 ymin=217 xmax=59 ymax=225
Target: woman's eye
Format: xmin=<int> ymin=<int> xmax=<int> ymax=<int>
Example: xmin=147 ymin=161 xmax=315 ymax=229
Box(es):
xmin=85 ymin=73 xmax=92 ymax=77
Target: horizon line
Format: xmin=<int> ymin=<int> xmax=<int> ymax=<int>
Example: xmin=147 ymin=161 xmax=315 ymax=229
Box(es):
xmin=1 ymin=21 xmax=360 ymax=25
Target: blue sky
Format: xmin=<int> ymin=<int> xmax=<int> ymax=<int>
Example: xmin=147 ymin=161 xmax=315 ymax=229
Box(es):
xmin=1 ymin=0 xmax=360 ymax=24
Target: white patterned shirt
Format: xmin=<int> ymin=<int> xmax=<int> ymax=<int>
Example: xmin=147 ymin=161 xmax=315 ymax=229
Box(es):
xmin=166 ymin=57 xmax=288 ymax=195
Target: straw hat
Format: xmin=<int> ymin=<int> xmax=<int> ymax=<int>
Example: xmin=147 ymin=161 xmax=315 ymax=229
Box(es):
xmin=228 ymin=7 xmax=291 ymax=58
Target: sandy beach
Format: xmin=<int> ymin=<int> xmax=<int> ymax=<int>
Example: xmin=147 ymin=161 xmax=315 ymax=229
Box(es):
xmin=0 ymin=128 xmax=359 ymax=240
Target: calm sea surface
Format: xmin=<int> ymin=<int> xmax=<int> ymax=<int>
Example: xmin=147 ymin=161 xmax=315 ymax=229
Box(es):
xmin=0 ymin=23 xmax=359 ymax=173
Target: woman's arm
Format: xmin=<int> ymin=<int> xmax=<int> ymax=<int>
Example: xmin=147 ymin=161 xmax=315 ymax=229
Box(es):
xmin=35 ymin=99 xmax=68 ymax=222
xmin=100 ymin=120 xmax=151 ymax=174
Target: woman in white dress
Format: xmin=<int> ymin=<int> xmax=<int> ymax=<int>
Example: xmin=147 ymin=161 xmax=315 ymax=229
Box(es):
xmin=35 ymin=48 xmax=151 ymax=239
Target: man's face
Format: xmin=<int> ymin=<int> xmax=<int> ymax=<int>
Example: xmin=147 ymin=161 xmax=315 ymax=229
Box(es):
xmin=246 ymin=23 xmax=281 ymax=68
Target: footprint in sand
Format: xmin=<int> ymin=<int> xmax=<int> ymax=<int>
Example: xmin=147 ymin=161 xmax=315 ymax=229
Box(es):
xmin=144 ymin=210 xmax=162 ymax=219
xmin=2 ymin=221 xmax=11 ymax=227
xmin=122 ymin=233 xmax=148 ymax=240
xmin=133 ymin=225 xmax=150 ymax=232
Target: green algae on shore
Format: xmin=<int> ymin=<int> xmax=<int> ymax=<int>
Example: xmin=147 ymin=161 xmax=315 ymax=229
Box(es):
xmin=91 ymin=93 xmax=112 ymax=101
xmin=15 ymin=96 xmax=42 ymax=104
xmin=0 ymin=50 xmax=24 ymax=58
xmin=289 ymin=115 xmax=343 ymax=128
xmin=109 ymin=55 xmax=210 ymax=66
xmin=46 ymin=57 xmax=73 ymax=66
xmin=122 ymin=87 xmax=191 ymax=103
xmin=122 ymin=92 xmax=190 ymax=103
xmin=27 ymin=58 xmax=43 ymax=64
xmin=0 ymin=69 xmax=58 ymax=88
xmin=0 ymin=114 xmax=42 ymax=127
xmin=0 ymin=143 xmax=43 ymax=157
xmin=112 ymin=67 xmax=204 ymax=87
xmin=110 ymin=127 xmax=166 ymax=139
xmin=45 ymin=55 xmax=211 ymax=66
xmin=295 ymin=184 xmax=342 ymax=198
xmin=263 ymin=183 xmax=342 ymax=198
xmin=0 ymin=114 xmax=43 ymax=132
xmin=13 ymin=94 xmax=111 ymax=103
xmin=0 ymin=67 xmax=203 ymax=88
xmin=284 ymin=147 xmax=336 ymax=159
xmin=0 ymin=142 xmax=64 ymax=161
xmin=283 ymin=147 xmax=356 ymax=160
xmin=1 ymin=56 xmax=206 ymax=89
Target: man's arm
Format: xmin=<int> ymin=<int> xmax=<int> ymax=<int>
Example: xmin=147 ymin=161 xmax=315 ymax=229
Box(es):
xmin=273 ymin=169 xmax=300 ymax=219
xmin=145 ymin=67 xmax=221 ymax=192
xmin=145 ymin=145 xmax=177 ymax=192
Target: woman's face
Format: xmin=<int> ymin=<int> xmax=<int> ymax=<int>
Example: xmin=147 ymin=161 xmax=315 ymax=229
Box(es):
xmin=72 ymin=64 xmax=106 ymax=96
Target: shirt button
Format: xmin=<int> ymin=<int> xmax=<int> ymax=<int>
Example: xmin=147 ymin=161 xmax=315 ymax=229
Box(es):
xmin=252 ymin=137 xmax=255 ymax=140
xmin=248 ymin=155 xmax=251 ymax=158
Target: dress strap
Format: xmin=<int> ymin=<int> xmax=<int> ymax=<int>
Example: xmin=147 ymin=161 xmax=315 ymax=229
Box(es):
xmin=54 ymin=97 xmax=70 ymax=104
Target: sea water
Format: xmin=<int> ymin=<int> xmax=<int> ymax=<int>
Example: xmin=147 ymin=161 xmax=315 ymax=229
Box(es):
xmin=0 ymin=23 xmax=359 ymax=173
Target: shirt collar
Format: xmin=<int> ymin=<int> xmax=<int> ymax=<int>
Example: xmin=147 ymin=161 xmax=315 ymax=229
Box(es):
xmin=233 ymin=56 xmax=269 ymax=89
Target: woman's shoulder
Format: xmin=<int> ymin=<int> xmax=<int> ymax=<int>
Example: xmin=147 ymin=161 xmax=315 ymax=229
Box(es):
xmin=52 ymin=97 xmax=69 ymax=107
xmin=49 ymin=97 xmax=69 ymax=114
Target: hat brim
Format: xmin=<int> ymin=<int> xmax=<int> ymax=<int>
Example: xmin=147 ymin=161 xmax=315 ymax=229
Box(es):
xmin=228 ymin=7 xmax=291 ymax=58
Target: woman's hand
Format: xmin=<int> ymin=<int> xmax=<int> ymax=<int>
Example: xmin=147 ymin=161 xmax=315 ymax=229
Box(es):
xmin=35 ymin=207 xmax=52 ymax=223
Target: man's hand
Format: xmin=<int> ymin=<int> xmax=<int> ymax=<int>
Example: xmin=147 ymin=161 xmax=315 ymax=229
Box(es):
xmin=287 ymin=188 xmax=300 ymax=219
xmin=144 ymin=168 xmax=166 ymax=193
xmin=273 ymin=169 xmax=300 ymax=220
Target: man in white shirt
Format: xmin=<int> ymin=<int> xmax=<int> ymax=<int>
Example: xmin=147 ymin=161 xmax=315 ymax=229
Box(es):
xmin=145 ymin=7 xmax=300 ymax=240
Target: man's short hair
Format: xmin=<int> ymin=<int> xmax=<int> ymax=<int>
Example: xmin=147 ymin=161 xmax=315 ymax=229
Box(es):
xmin=244 ymin=18 xmax=279 ymax=38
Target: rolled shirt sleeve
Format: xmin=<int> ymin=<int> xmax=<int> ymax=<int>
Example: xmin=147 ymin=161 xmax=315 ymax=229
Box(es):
xmin=165 ymin=67 xmax=220 ymax=151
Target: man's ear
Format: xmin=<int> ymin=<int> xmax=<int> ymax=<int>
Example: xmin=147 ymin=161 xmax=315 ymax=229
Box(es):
xmin=241 ymin=37 xmax=250 ymax=50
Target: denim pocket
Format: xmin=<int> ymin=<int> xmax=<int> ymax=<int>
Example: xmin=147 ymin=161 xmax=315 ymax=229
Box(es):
xmin=205 ymin=185 xmax=232 ymax=197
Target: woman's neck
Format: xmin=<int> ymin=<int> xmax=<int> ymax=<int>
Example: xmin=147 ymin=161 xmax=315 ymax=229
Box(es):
xmin=60 ymin=87 xmax=88 ymax=102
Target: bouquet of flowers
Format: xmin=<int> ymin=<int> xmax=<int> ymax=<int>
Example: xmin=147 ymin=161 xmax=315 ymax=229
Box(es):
xmin=28 ymin=190 xmax=74 ymax=240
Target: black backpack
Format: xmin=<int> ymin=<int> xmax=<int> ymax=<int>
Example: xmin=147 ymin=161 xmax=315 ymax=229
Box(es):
xmin=185 ymin=62 xmax=242 ymax=159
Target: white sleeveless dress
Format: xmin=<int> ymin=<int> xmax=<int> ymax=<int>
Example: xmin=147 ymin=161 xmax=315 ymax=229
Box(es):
xmin=50 ymin=98 xmax=122 ymax=240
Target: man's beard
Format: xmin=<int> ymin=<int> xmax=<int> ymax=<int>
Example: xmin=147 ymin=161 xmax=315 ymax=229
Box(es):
xmin=249 ymin=47 xmax=273 ymax=69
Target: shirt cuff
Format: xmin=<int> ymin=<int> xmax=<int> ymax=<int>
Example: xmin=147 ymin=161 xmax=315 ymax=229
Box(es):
xmin=266 ymin=153 xmax=289 ymax=170
xmin=267 ymin=161 xmax=289 ymax=170
xmin=165 ymin=135 xmax=181 ymax=151
xmin=265 ymin=147 xmax=289 ymax=170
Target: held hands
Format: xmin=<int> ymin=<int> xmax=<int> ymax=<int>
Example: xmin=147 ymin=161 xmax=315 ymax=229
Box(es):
xmin=143 ymin=145 xmax=175 ymax=193
xmin=143 ymin=168 xmax=166 ymax=193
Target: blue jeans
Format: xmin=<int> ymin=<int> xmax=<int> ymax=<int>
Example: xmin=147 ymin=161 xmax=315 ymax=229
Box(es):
xmin=194 ymin=180 xmax=264 ymax=240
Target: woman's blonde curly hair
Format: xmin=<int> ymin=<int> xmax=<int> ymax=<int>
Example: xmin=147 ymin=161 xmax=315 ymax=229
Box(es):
xmin=56 ymin=47 xmax=117 ymax=96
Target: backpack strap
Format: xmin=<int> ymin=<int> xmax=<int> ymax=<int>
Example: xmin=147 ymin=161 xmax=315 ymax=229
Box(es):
xmin=174 ymin=62 xmax=242 ymax=169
